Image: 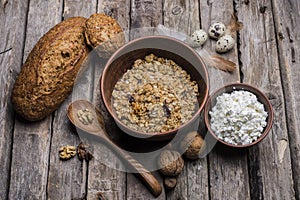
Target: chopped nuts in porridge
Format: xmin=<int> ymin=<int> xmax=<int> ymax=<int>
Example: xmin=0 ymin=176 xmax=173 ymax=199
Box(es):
xmin=112 ymin=53 xmax=199 ymax=133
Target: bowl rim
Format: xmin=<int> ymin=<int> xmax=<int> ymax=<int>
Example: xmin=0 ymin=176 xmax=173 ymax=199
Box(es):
xmin=204 ymin=82 xmax=274 ymax=148
xmin=100 ymin=35 xmax=210 ymax=139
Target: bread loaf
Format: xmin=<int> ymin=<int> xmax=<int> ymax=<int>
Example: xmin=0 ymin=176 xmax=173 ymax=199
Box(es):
xmin=84 ymin=13 xmax=124 ymax=58
xmin=12 ymin=17 xmax=89 ymax=121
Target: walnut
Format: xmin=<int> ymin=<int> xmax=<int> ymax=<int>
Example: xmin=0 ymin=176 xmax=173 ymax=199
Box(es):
xmin=163 ymin=177 xmax=177 ymax=191
xmin=157 ymin=150 xmax=184 ymax=177
xmin=77 ymin=142 xmax=94 ymax=161
xmin=59 ymin=145 xmax=76 ymax=160
xmin=180 ymin=131 xmax=206 ymax=160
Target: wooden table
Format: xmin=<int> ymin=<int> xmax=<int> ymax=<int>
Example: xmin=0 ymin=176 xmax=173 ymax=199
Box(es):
xmin=1 ymin=0 xmax=300 ymax=199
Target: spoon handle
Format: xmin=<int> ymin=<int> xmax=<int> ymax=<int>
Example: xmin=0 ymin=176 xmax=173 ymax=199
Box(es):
xmin=99 ymin=131 xmax=162 ymax=197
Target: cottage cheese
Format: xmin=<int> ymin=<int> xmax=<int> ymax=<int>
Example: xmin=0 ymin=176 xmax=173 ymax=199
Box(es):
xmin=209 ymin=90 xmax=268 ymax=145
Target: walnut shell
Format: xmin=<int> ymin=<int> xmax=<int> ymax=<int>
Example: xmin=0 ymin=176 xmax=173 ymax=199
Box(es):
xmin=84 ymin=13 xmax=125 ymax=58
xmin=163 ymin=177 xmax=177 ymax=191
xmin=157 ymin=150 xmax=184 ymax=177
xmin=77 ymin=142 xmax=93 ymax=161
xmin=180 ymin=131 xmax=205 ymax=160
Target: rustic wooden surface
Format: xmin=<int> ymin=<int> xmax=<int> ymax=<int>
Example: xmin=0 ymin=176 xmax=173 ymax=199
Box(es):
xmin=0 ymin=0 xmax=299 ymax=199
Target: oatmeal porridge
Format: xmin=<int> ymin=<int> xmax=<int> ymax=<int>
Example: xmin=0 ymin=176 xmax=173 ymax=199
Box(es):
xmin=111 ymin=53 xmax=199 ymax=133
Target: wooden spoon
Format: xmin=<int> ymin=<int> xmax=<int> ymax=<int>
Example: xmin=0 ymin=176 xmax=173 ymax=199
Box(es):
xmin=67 ymin=100 xmax=162 ymax=197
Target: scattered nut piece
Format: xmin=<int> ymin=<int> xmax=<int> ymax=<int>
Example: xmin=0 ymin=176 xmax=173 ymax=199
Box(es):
xmin=163 ymin=177 xmax=177 ymax=191
xmin=157 ymin=150 xmax=184 ymax=177
xmin=59 ymin=145 xmax=76 ymax=160
xmin=208 ymin=22 xmax=226 ymax=39
xmin=180 ymin=131 xmax=206 ymax=160
xmin=77 ymin=142 xmax=94 ymax=161
xmin=77 ymin=108 xmax=94 ymax=125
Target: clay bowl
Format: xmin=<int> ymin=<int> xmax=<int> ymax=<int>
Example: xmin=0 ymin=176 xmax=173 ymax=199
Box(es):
xmin=101 ymin=36 xmax=209 ymax=141
xmin=204 ymin=83 xmax=274 ymax=148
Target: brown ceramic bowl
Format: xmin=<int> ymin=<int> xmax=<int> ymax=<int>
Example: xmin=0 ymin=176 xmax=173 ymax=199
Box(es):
xmin=204 ymin=83 xmax=274 ymax=148
xmin=101 ymin=36 xmax=209 ymax=141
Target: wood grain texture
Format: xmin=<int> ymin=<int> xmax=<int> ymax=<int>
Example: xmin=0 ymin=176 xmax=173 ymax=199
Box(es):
xmin=98 ymin=0 xmax=130 ymax=31
xmin=84 ymin=1 xmax=130 ymax=199
xmin=163 ymin=0 xmax=209 ymax=199
xmin=8 ymin=0 xmax=62 ymax=199
xmin=199 ymin=0 xmax=241 ymax=90
xmin=0 ymin=0 xmax=29 ymax=199
xmin=237 ymin=0 xmax=296 ymax=199
xmin=1 ymin=1 xmax=299 ymax=200
xmin=9 ymin=120 xmax=52 ymax=200
xmin=87 ymin=59 xmax=126 ymax=200
xmin=131 ymin=0 xmax=162 ymax=28
xmin=165 ymin=167 xmax=188 ymax=200
xmin=63 ymin=0 xmax=96 ymax=19
xmin=271 ymin=0 xmax=300 ymax=198
xmin=199 ymin=1 xmax=250 ymax=200
xmin=163 ymin=0 xmax=200 ymax=34
xmin=125 ymin=0 xmax=166 ymax=199
xmin=46 ymin=1 xmax=96 ymax=200
xmin=88 ymin=52 xmax=127 ymax=200
xmin=47 ymin=109 xmax=88 ymax=200
xmin=130 ymin=0 xmax=163 ymax=39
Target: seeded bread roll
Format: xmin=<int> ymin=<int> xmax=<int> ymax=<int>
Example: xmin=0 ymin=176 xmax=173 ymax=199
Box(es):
xmin=84 ymin=13 xmax=124 ymax=58
xmin=11 ymin=17 xmax=89 ymax=121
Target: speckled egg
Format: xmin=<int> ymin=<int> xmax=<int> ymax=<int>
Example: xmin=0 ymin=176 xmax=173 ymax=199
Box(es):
xmin=215 ymin=34 xmax=235 ymax=53
xmin=189 ymin=29 xmax=208 ymax=47
xmin=208 ymin=22 xmax=226 ymax=39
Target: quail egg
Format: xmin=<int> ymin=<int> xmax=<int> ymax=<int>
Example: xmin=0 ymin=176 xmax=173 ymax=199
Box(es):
xmin=215 ymin=34 xmax=235 ymax=53
xmin=188 ymin=29 xmax=208 ymax=47
xmin=208 ymin=22 xmax=226 ymax=39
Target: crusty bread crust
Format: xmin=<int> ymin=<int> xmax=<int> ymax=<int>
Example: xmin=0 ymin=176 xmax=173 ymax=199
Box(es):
xmin=12 ymin=17 xmax=89 ymax=121
xmin=84 ymin=13 xmax=124 ymax=58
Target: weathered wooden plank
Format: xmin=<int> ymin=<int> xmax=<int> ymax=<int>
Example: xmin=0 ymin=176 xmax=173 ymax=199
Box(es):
xmin=163 ymin=0 xmax=200 ymax=34
xmin=86 ymin=136 xmax=127 ymax=200
xmin=8 ymin=0 xmax=62 ymax=199
xmin=97 ymin=0 xmax=131 ymax=30
xmin=131 ymin=0 xmax=162 ymax=28
xmin=84 ymin=1 xmax=130 ymax=200
xmin=46 ymin=1 xmax=97 ymax=200
xmin=124 ymin=0 xmax=166 ymax=199
xmin=271 ymin=0 xmax=300 ymax=198
xmin=87 ymin=46 xmax=127 ymax=199
xmin=9 ymin=120 xmax=52 ymax=200
xmin=199 ymin=1 xmax=241 ymax=91
xmin=236 ymin=0 xmax=296 ymax=199
xmin=63 ymin=0 xmax=96 ymax=19
xmin=130 ymin=0 xmax=163 ymax=39
xmin=199 ymin=1 xmax=250 ymax=200
xmin=0 ymin=0 xmax=29 ymax=199
xmin=162 ymin=0 xmax=209 ymax=199
xmin=165 ymin=167 xmax=188 ymax=200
